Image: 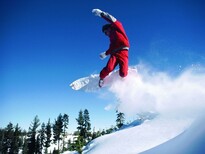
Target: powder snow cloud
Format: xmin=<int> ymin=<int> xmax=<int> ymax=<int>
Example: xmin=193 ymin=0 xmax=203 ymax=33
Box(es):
xmin=106 ymin=64 xmax=205 ymax=119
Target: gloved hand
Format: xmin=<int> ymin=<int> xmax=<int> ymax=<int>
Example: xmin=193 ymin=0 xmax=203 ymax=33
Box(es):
xmin=99 ymin=52 xmax=107 ymax=60
xmin=92 ymin=9 xmax=103 ymax=17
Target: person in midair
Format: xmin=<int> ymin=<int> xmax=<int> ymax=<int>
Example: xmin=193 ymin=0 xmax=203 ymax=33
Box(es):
xmin=92 ymin=9 xmax=130 ymax=87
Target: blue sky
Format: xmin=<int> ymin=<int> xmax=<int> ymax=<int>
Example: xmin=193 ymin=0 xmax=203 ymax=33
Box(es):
xmin=1 ymin=0 xmax=205 ymax=131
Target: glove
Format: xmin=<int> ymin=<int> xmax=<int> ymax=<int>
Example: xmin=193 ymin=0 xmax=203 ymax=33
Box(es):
xmin=92 ymin=9 xmax=103 ymax=17
xmin=99 ymin=52 xmax=107 ymax=60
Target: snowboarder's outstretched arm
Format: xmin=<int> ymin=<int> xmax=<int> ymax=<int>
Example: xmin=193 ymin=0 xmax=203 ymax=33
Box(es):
xmin=92 ymin=9 xmax=117 ymax=23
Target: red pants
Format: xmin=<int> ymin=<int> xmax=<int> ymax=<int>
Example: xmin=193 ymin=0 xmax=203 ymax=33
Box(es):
xmin=100 ymin=50 xmax=128 ymax=79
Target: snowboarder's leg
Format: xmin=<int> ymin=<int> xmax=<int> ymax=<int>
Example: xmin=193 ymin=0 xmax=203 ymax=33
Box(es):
xmin=118 ymin=51 xmax=128 ymax=78
xmin=100 ymin=55 xmax=118 ymax=79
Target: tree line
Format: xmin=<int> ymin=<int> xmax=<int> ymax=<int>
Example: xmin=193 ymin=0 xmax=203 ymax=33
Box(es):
xmin=0 ymin=109 xmax=125 ymax=154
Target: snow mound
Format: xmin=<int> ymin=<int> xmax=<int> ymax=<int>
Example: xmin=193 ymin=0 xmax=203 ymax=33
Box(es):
xmin=141 ymin=115 xmax=205 ymax=154
xmin=83 ymin=116 xmax=192 ymax=154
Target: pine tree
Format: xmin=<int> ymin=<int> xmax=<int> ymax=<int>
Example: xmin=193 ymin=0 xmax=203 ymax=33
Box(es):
xmin=74 ymin=136 xmax=84 ymax=154
xmin=116 ymin=111 xmax=125 ymax=129
xmin=75 ymin=110 xmax=86 ymax=153
xmin=76 ymin=110 xmax=84 ymax=138
xmin=62 ymin=114 xmax=69 ymax=152
xmin=44 ymin=119 xmax=52 ymax=154
xmin=75 ymin=109 xmax=92 ymax=153
xmin=3 ymin=122 xmax=14 ymax=153
xmin=36 ymin=135 xmax=41 ymax=154
xmin=10 ymin=124 xmax=22 ymax=154
xmin=53 ymin=114 xmax=63 ymax=152
xmin=91 ymin=128 xmax=101 ymax=140
xmin=38 ymin=123 xmax=45 ymax=153
xmin=27 ymin=115 xmax=40 ymax=154
xmin=0 ymin=128 xmax=4 ymax=152
xmin=22 ymin=137 xmax=28 ymax=154
xmin=83 ymin=109 xmax=91 ymax=141
xmin=0 ymin=124 xmax=23 ymax=154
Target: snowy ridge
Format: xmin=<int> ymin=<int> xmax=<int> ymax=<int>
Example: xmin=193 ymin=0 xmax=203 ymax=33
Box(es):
xmin=82 ymin=116 xmax=192 ymax=154
xmin=141 ymin=115 xmax=205 ymax=154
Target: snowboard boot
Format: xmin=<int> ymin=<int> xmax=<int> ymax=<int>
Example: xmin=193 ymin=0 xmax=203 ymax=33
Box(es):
xmin=98 ymin=79 xmax=104 ymax=88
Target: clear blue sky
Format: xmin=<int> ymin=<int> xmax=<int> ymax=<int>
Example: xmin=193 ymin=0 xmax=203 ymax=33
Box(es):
xmin=1 ymin=0 xmax=205 ymax=131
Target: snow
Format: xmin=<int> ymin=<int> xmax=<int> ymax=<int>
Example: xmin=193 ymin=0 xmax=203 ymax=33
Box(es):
xmin=47 ymin=134 xmax=76 ymax=153
xmin=82 ymin=117 xmax=192 ymax=154
xmin=141 ymin=115 xmax=205 ymax=154
xmin=65 ymin=65 xmax=205 ymax=154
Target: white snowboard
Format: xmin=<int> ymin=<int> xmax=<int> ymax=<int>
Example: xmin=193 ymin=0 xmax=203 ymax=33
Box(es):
xmin=70 ymin=68 xmax=138 ymax=92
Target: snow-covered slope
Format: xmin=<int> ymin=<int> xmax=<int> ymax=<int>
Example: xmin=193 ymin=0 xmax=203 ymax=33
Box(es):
xmin=141 ymin=115 xmax=205 ymax=154
xmin=65 ymin=65 xmax=205 ymax=154
xmin=64 ymin=115 xmax=205 ymax=154
xmin=83 ymin=116 xmax=192 ymax=154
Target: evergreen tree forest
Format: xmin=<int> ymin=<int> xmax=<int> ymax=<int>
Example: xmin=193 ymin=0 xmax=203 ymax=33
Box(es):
xmin=0 ymin=109 xmax=125 ymax=154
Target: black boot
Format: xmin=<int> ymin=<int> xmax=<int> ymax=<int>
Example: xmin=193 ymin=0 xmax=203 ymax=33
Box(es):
xmin=98 ymin=79 xmax=104 ymax=88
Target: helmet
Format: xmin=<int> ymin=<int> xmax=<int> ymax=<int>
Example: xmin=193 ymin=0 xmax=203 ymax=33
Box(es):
xmin=102 ymin=24 xmax=111 ymax=33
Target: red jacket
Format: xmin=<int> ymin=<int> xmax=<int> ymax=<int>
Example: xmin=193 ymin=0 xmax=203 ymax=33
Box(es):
xmin=101 ymin=13 xmax=130 ymax=55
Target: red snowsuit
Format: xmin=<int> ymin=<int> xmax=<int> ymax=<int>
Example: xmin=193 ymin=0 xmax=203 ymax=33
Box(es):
xmin=100 ymin=13 xmax=130 ymax=79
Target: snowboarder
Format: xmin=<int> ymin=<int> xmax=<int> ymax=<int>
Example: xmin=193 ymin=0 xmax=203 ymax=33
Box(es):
xmin=92 ymin=9 xmax=130 ymax=87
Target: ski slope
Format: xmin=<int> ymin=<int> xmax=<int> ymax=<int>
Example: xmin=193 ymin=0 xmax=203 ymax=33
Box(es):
xmin=64 ymin=65 xmax=205 ymax=154
xmin=63 ymin=115 xmax=205 ymax=154
xmin=141 ymin=115 xmax=205 ymax=154
xmin=82 ymin=116 xmax=192 ymax=154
